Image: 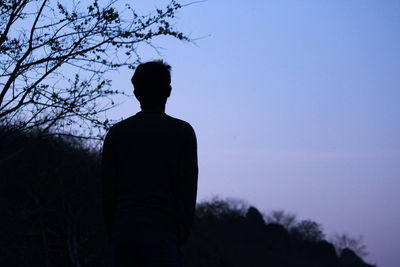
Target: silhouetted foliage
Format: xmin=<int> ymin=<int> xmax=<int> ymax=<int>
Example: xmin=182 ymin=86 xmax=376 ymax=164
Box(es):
xmin=0 ymin=0 xmax=189 ymax=139
xmin=0 ymin=125 xmax=105 ymax=266
xmin=265 ymin=209 xmax=297 ymax=230
xmin=331 ymin=233 xmax=369 ymax=259
xmin=339 ymin=248 xmax=371 ymax=267
xmin=245 ymin=206 xmax=266 ymax=228
xmin=196 ymin=196 xmax=248 ymax=220
xmin=0 ymin=126 xmax=376 ymax=267
xmin=291 ymin=219 xmax=325 ymax=242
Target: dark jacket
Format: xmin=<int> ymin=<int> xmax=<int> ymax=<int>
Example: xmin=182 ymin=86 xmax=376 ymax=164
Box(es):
xmin=101 ymin=111 xmax=198 ymax=246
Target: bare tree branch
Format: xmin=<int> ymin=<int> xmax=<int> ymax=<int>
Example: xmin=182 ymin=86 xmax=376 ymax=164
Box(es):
xmin=0 ymin=0 xmax=192 ymax=140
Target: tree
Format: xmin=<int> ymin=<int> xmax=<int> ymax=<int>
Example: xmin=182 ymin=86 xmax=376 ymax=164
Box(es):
xmin=330 ymin=233 xmax=368 ymax=258
xmin=265 ymin=210 xmax=297 ymax=230
xmin=291 ymin=219 xmax=325 ymax=242
xmin=0 ymin=0 xmax=189 ymax=139
xmin=195 ymin=196 xmax=249 ymax=219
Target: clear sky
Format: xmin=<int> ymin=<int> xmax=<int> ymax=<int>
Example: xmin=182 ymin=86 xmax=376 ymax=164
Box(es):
xmin=108 ymin=1 xmax=400 ymax=266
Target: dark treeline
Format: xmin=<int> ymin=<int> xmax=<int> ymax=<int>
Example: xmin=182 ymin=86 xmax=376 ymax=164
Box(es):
xmin=0 ymin=127 xmax=376 ymax=267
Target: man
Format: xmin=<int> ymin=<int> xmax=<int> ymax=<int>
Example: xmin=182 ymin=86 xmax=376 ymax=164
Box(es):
xmin=101 ymin=60 xmax=198 ymax=267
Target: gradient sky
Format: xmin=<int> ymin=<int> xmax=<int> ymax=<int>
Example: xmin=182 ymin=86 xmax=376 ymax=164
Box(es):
xmin=107 ymin=1 xmax=400 ymax=266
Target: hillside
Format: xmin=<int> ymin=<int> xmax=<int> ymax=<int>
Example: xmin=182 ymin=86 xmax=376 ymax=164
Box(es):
xmin=0 ymin=128 xmax=376 ymax=267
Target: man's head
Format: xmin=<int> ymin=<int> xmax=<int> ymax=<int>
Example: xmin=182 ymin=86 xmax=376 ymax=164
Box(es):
xmin=131 ymin=60 xmax=172 ymax=109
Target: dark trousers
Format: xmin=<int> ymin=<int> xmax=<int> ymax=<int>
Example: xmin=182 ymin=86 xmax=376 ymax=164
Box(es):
xmin=111 ymin=228 xmax=183 ymax=267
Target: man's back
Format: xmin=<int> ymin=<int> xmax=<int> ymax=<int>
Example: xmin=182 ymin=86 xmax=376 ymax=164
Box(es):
xmin=102 ymin=111 xmax=198 ymax=247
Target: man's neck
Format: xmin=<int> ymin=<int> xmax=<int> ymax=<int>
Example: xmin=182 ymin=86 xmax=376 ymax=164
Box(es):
xmin=140 ymin=106 xmax=165 ymax=113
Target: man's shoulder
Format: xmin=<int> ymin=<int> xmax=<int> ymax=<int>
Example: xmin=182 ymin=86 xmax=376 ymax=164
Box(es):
xmin=165 ymin=115 xmax=197 ymax=139
xmin=107 ymin=113 xmax=195 ymax=134
xmin=104 ymin=116 xmax=131 ymax=137
xmin=104 ymin=115 xmax=138 ymax=141
xmin=108 ymin=115 xmax=136 ymax=130
xmin=165 ymin=114 xmax=193 ymax=129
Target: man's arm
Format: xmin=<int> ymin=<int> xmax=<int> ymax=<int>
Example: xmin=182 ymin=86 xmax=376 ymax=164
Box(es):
xmin=101 ymin=130 xmax=117 ymax=243
xmin=177 ymin=124 xmax=198 ymax=246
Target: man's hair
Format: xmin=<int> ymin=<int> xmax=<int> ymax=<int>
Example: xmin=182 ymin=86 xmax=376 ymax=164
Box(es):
xmin=131 ymin=60 xmax=172 ymax=109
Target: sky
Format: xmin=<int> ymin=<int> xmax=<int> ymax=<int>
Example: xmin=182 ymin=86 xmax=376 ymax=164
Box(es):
xmin=107 ymin=1 xmax=400 ymax=266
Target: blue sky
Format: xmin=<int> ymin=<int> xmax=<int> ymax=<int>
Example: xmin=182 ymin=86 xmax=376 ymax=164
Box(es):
xmin=108 ymin=1 xmax=400 ymax=266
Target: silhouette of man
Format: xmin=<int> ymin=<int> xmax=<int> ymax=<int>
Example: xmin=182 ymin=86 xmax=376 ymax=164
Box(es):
xmin=101 ymin=60 xmax=198 ymax=267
